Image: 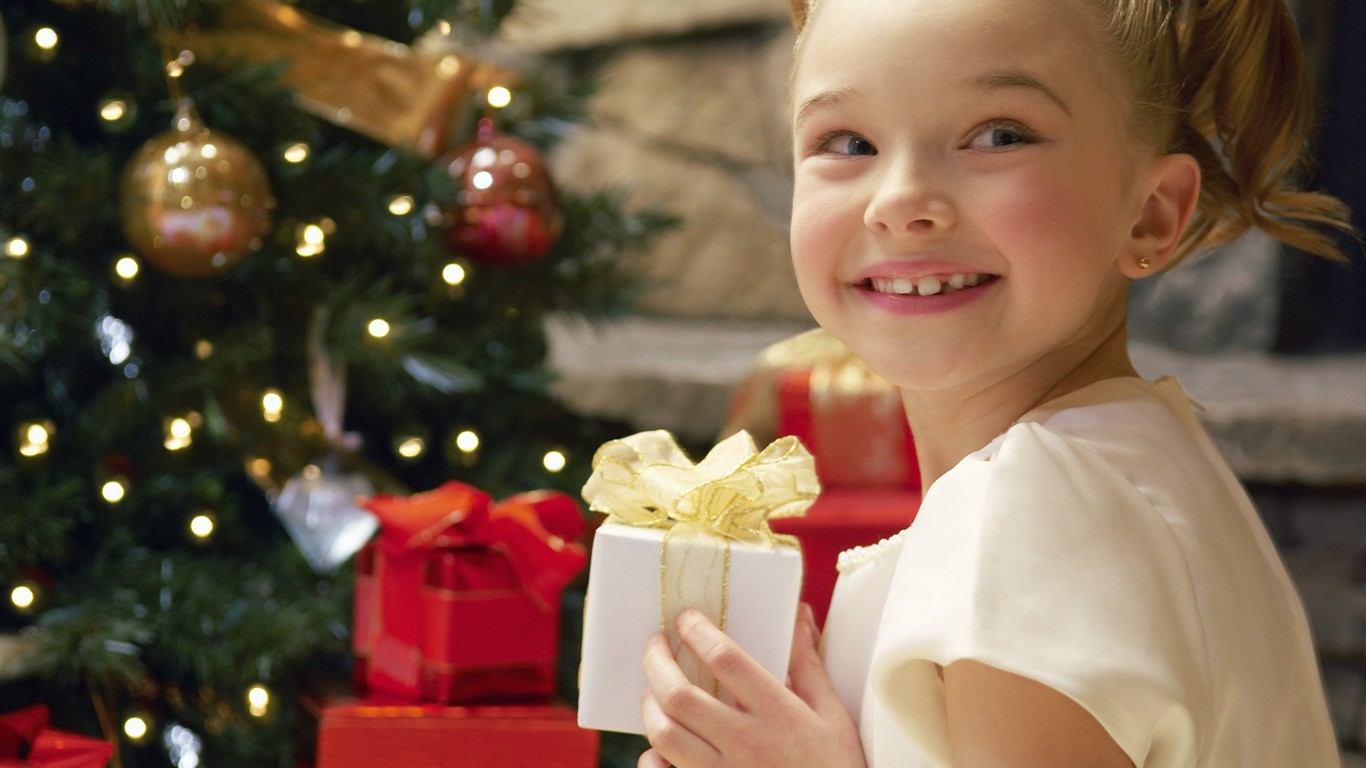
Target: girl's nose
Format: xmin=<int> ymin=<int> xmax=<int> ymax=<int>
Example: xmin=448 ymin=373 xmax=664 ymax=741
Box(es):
xmin=863 ymin=158 xmax=955 ymax=235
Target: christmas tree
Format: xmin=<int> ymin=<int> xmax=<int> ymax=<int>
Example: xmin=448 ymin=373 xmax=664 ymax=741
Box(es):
xmin=0 ymin=1 xmax=673 ymax=765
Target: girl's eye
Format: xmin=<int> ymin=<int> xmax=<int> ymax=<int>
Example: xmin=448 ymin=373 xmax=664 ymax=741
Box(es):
xmin=815 ymin=132 xmax=877 ymax=157
xmin=968 ymin=121 xmax=1037 ymax=150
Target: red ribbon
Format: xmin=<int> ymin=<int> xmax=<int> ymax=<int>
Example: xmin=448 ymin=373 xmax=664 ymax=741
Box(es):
xmin=0 ymin=705 xmax=114 ymax=768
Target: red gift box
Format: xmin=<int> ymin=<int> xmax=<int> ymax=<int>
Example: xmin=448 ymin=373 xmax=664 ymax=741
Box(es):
xmin=776 ymin=369 xmax=919 ymax=489
xmin=315 ymin=700 xmax=597 ymax=768
xmin=0 ymin=705 xmax=114 ymax=768
xmin=352 ymin=482 xmax=587 ymax=703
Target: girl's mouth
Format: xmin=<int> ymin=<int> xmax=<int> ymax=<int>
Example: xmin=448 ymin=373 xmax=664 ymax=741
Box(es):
xmin=864 ymin=273 xmax=996 ymax=297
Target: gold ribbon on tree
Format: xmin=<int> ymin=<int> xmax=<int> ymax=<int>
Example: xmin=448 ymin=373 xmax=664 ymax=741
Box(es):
xmin=164 ymin=0 xmax=517 ymax=158
xmin=582 ymin=430 xmax=819 ymax=692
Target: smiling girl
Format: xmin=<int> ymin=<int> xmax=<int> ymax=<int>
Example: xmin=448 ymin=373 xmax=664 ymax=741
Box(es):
xmin=635 ymin=1 xmax=1355 ymax=766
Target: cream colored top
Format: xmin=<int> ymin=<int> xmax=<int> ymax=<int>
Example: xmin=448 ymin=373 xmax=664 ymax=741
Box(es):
xmin=821 ymin=377 xmax=1338 ymax=767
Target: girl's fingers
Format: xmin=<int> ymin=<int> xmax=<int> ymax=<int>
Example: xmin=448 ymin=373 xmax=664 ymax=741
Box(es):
xmin=674 ymin=609 xmax=786 ymax=717
xmin=787 ymin=603 xmax=849 ymax=721
xmin=641 ymin=684 xmax=720 ymax=768
xmin=637 ymin=748 xmax=671 ymax=768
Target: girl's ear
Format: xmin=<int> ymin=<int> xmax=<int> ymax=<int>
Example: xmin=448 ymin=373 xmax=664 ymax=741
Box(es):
xmin=1121 ymin=153 xmax=1201 ymax=278
xmin=789 ymin=0 xmax=808 ymax=32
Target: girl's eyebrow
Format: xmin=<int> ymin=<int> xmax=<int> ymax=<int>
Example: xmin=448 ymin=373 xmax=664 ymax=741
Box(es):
xmin=970 ymin=71 xmax=1072 ymax=117
xmin=793 ymin=86 xmax=858 ymax=128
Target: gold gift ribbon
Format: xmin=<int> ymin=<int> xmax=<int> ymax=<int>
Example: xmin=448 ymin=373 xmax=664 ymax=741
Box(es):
xmin=583 ymin=430 xmax=819 ymax=694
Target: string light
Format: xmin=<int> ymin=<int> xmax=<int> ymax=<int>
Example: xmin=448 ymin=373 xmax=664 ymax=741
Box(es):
xmin=114 ymin=255 xmax=140 ymax=281
xmin=487 ymin=86 xmax=512 ymax=109
xmin=247 ymin=685 xmax=271 ymax=718
xmin=194 ymin=340 xmax=214 ymax=359
xmin=32 ymin=27 xmax=59 ymax=60
xmin=396 ymin=436 xmax=425 ymax=459
xmin=387 ymin=195 xmax=414 ymax=216
xmin=4 ymin=236 xmax=30 ymax=259
xmin=189 ymin=513 xmax=215 ymax=540
xmin=542 ymin=449 xmax=567 ymax=473
xmin=18 ymin=421 xmax=52 ymax=457
xmin=261 ymin=390 xmax=284 ymax=423
xmin=442 ymin=262 xmax=467 ymax=286
xmin=282 ymin=142 xmax=310 ymax=164
xmin=367 ymin=319 xmax=391 ymax=338
xmin=295 ymin=222 xmax=326 ymax=257
xmin=471 ymin=171 xmax=493 ymax=190
xmin=10 ymin=584 xmax=37 ymax=612
xmin=455 ymin=430 xmax=480 ymax=453
xmin=123 ymin=715 xmax=149 ymax=741
xmin=102 ymin=478 xmax=128 ymax=504
xmin=164 ymin=417 xmax=193 ymax=451
xmin=246 ymin=457 xmax=272 ymax=480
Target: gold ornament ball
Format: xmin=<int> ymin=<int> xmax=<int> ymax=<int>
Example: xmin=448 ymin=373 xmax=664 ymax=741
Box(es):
xmin=120 ymin=102 xmax=274 ymax=278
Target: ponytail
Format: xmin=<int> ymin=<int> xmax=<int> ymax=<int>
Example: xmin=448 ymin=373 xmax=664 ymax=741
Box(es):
xmin=1157 ymin=0 xmax=1353 ymax=261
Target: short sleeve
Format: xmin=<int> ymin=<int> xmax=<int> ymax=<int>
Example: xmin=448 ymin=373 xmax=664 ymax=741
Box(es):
xmin=869 ymin=422 xmax=1208 ymax=767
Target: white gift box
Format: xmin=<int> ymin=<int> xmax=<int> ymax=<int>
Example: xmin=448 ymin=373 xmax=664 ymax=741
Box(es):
xmin=577 ymin=522 xmax=804 ymax=734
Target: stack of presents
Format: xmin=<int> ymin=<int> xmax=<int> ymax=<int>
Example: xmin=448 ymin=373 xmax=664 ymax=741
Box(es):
xmin=312 ymin=328 xmax=923 ymax=766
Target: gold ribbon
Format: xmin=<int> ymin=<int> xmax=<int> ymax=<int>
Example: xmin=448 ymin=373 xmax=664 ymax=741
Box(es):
xmin=583 ymin=430 xmax=819 ymax=694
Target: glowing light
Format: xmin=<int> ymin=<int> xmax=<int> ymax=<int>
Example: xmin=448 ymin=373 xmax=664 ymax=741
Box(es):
xmin=164 ymin=417 xmax=193 ymax=451
xmin=5 ymin=236 xmax=30 ymax=259
xmin=99 ymin=99 xmax=128 ymax=122
xmin=282 ymin=142 xmax=310 ymax=163
xmin=367 ymin=319 xmax=390 ymax=338
xmin=102 ymin=479 xmax=127 ymax=503
xmin=195 ymin=340 xmax=213 ymax=359
xmin=247 ymin=685 xmax=271 ymax=718
xmin=261 ymin=390 xmax=284 ymax=423
xmin=10 ymin=584 xmax=36 ymax=610
xmin=542 ymin=449 xmax=567 ymax=473
xmin=397 ymin=437 xmax=425 ymax=459
xmin=115 ymin=256 xmax=140 ymax=280
xmin=123 ymin=716 xmax=149 ymax=741
xmin=34 ymin=28 xmax=59 ymax=51
xmin=296 ymin=223 xmax=326 ymax=257
xmin=455 ymin=430 xmax=480 ymax=453
xmin=201 ymin=143 xmax=218 ymax=159
xmin=246 ymin=457 xmax=272 ymax=478
xmin=442 ymin=263 xmax=467 ymax=286
xmin=471 ymin=171 xmax=494 ymax=190
xmin=189 ymin=514 xmax=215 ymax=539
xmin=487 ymin=86 xmax=512 ymax=109
xmin=387 ymin=195 xmax=414 ymax=216
xmin=18 ymin=422 xmax=51 ymax=457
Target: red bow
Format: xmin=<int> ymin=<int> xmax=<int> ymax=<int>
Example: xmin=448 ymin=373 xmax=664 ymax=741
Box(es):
xmin=0 ymin=705 xmax=114 ymax=768
xmin=361 ymin=481 xmax=587 ymax=606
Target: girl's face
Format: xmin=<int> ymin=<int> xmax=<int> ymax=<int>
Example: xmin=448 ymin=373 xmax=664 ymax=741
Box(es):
xmin=790 ymin=0 xmax=1152 ymax=399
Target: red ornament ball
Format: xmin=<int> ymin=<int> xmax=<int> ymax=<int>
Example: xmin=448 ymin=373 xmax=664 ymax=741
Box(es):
xmin=442 ymin=119 xmax=563 ymax=266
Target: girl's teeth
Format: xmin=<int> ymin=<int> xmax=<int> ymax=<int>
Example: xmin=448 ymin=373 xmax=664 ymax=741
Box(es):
xmin=948 ymin=274 xmax=966 ymax=290
xmin=870 ymin=273 xmax=987 ymax=297
xmin=917 ymin=276 xmax=942 ymax=296
xmin=892 ymin=278 xmax=914 ymax=295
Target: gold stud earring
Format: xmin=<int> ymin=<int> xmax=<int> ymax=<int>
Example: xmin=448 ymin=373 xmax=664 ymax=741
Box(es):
xmin=1138 ymin=257 xmax=1153 ymax=270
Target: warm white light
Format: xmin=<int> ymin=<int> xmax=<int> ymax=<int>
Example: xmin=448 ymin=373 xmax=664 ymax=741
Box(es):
xmin=246 ymin=457 xmax=272 ymax=478
xmin=487 ymin=86 xmax=512 ymax=109
xmin=5 ymin=236 xmax=30 ymax=259
xmin=201 ymin=143 xmax=218 ymax=159
xmin=247 ymin=685 xmax=270 ymax=718
xmin=34 ymin=28 xmax=59 ymax=51
xmin=99 ymin=99 xmax=128 ymax=122
xmin=542 ymin=449 xmax=567 ymax=473
xmin=261 ymin=390 xmax=284 ymax=422
xmin=10 ymin=585 xmax=35 ymax=610
xmin=455 ymin=430 xmax=480 ymax=453
xmin=164 ymin=417 xmax=192 ymax=451
xmin=367 ymin=319 xmax=390 ymax=338
xmin=195 ymin=340 xmax=213 ymax=359
xmin=123 ymin=716 xmax=148 ymax=741
xmin=19 ymin=422 xmax=50 ymax=457
xmin=282 ymin=142 xmax=310 ymax=164
xmin=387 ymin=195 xmax=414 ymax=216
xmin=397 ymin=437 xmax=425 ymax=458
xmin=471 ymin=171 xmax=493 ymax=190
xmin=189 ymin=514 xmax=215 ymax=539
xmin=115 ymin=256 xmax=140 ymax=280
xmin=102 ymin=479 xmax=127 ymax=503
xmin=442 ymin=263 xmax=467 ymax=286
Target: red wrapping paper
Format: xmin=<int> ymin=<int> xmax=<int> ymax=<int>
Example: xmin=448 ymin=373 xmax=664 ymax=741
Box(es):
xmin=0 ymin=705 xmax=114 ymax=768
xmin=777 ymin=370 xmax=919 ymax=489
xmin=353 ymin=482 xmax=586 ymax=703
xmin=315 ymin=700 xmax=597 ymax=768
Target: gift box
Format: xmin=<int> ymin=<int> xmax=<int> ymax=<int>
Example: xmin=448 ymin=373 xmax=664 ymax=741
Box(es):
xmin=725 ymin=328 xmax=919 ymax=489
xmin=352 ymin=482 xmax=588 ymax=703
xmin=315 ymin=700 xmax=598 ymax=768
xmin=0 ymin=705 xmax=114 ymax=768
xmin=577 ymin=430 xmax=815 ymax=734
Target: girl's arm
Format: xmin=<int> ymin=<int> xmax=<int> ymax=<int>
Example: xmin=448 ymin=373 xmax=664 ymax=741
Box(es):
xmin=944 ymin=660 xmax=1135 ymax=768
xmin=638 ymin=605 xmax=867 ymax=768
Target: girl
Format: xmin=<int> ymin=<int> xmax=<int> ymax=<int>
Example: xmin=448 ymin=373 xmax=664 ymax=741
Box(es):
xmin=637 ymin=0 xmax=1355 ymax=766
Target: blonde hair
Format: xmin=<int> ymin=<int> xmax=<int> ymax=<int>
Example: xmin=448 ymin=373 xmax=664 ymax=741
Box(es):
xmin=789 ymin=0 xmax=1355 ymax=263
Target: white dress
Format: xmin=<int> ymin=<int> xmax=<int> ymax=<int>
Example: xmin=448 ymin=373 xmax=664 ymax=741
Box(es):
xmin=820 ymin=377 xmax=1339 ymax=767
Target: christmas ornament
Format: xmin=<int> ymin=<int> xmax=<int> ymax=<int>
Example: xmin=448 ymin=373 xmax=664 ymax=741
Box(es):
xmin=443 ymin=119 xmax=563 ymax=266
xmin=119 ymin=100 xmax=273 ymax=278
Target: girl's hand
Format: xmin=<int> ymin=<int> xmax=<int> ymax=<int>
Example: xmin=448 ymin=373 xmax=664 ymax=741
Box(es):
xmin=638 ymin=603 xmax=867 ymax=768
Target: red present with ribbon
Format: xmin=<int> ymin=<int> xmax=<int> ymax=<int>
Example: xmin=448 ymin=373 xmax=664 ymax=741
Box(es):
xmin=0 ymin=705 xmax=114 ymax=768
xmin=352 ymin=481 xmax=587 ymax=703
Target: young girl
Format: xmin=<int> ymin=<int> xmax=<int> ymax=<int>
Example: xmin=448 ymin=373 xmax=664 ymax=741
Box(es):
xmin=635 ymin=0 xmax=1356 ymax=766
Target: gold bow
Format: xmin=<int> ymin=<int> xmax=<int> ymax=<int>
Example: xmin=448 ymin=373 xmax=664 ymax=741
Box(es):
xmin=582 ymin=429 xmax=818 ymax=545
